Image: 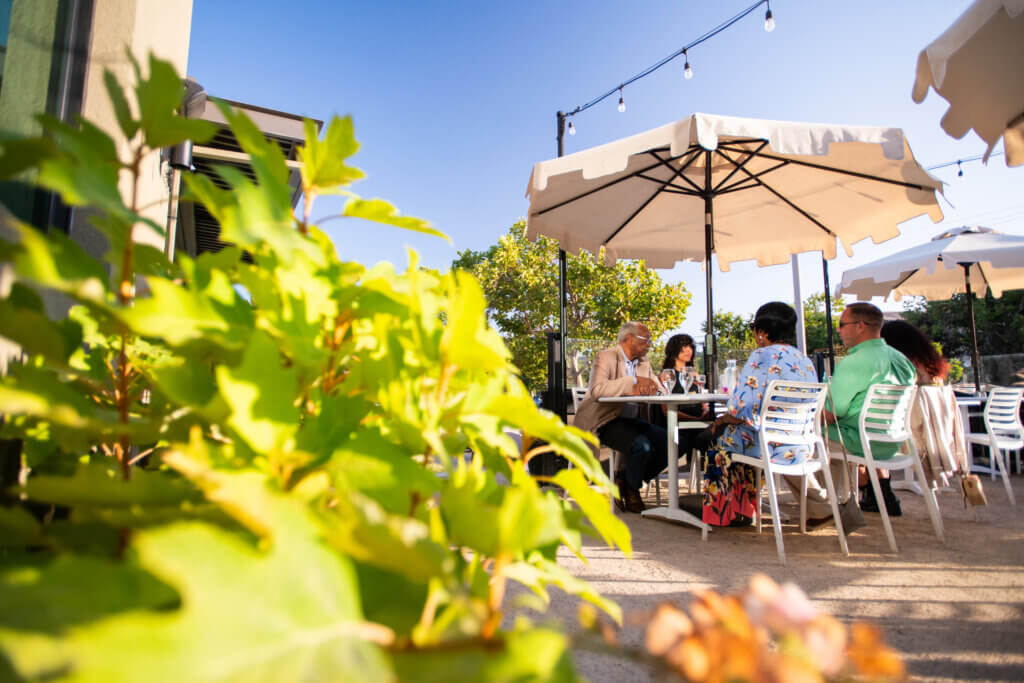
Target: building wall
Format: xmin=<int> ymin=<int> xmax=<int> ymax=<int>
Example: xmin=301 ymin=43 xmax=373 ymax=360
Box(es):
xmin=71 ymin=0 xmax=194 ymax=259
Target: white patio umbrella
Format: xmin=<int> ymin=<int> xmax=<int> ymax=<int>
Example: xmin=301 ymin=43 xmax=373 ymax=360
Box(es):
xmin=837 ymin=226 xmax=1024 ymax=391
xmin=912 ymin=0 xmax=1024 ymax=166
xmin=526 ymin=112 xmax=943 ymax=387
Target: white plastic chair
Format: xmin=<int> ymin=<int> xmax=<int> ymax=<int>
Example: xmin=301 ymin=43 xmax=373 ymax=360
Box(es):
xmin=965 ymin=387 xmax=1023 ymax=506
xmin=571 ymin=386 xmax=618 ymax=512
xmin=838 ymin=384 xmax=945 ymax=553
xmin=727 ymin=380 xmax=849 ymax=565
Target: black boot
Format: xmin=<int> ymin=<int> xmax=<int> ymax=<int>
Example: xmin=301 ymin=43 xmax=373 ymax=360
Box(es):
xmin=860 ymin=484 xmax=880 ymax=513
xmin=878 ymin=478 xmax=902 ymax=517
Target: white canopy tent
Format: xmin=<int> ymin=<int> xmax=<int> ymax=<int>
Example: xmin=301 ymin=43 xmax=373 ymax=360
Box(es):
xmin=912 ymin=0 xmax=1024 ymax=166
xmin=526 ymin=112 xmax=943 ymax=387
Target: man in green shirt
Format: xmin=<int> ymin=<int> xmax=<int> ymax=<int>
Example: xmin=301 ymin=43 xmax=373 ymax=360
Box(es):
xmin=792 ymin=303 xmax=916 ymax=521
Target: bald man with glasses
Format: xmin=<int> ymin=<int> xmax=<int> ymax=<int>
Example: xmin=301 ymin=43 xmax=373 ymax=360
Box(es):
xmin=574 ymin=321 xmax=667 ymax=513
xmin=794 ymin=302 xmax=916 ymax=520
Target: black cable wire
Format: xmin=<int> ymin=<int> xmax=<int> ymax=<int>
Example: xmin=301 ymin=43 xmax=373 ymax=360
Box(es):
xmin=562 ymin=1 xmax=769 ymax=118
xmin=927 ymin=151 xmax=1004 ymax=171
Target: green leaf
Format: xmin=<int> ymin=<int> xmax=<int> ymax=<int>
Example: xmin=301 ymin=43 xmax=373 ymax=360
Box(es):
xmin=62 ymin=522 xmax=392 ymax=683
xmin=102 ymin=69 xmax=139 ymax=140
xmin=0 ymin=283 xmax=83 ymax=365
xmin=505 ymin=553 xmax=622 ymax=625
xmin=298 ymin=115 xmax=364 ymax=192
xmin=215 ymin=329 xmax=299 ymax=453
xmin=343 ymin=197 xmax=449 ymax=242
xmin=0 ymin=553 xmax=178 ymax=680
xmin=120 ymin=272 xmax=253 ymax=351
xmin=133 ymin=53 xmax=216 ymax=149
xmin=4 ymin=222 xmax=110 ymax=303
xmin=327 ymin=428 xmax=441 ymax=516
xmin=0 ymin=507 xmax=45 ymax=548
xmin=551 ymin=467 xmax=631 ymax=557
xmin=316 ymin=488 xmax=452 ymax=583
xmin=18 ymin=462 xmax=203 ymax=507
xmin=440 ymin=271 xmax=510 ymax=370
xmin=391 ymin=627 xmax=575 ymax=683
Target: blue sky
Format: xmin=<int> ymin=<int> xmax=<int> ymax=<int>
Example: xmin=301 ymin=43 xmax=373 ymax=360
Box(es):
xmin=187 ymin=0 xmax=1022 ymax=339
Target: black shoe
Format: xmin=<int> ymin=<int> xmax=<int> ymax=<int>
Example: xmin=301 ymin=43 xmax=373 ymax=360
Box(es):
xmin=879 ymin=479 xmax=902 ymax=517
xmin=860 ymin=484 xmax=880 ymax=513
xmin=623 ymin=486 xmax=646 ymax=514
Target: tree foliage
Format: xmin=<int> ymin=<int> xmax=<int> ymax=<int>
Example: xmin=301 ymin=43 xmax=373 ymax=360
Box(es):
xmin=453 ymin=222 xmax=691 ymax=391
xmin=803 ymin=292 xmax=844 ymax=353
xmin=0 ymin=54 xmax=630 ymax=682
xmin=902 ymin=291 xmax=1024 ymax=358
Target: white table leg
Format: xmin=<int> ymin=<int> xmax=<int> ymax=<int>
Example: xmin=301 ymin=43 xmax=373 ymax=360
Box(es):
xmin=641 ymin=402 xmax=711 ymax=539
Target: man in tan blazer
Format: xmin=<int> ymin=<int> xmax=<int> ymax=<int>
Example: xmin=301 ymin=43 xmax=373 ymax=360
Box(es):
xmin=574 ymin=322 xmax=667 ymax=513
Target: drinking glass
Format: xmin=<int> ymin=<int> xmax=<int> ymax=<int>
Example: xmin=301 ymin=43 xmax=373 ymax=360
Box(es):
xmin=694 ymin=373 xmax=707 ymax=393
xmin=679 ymin=368 xmax=695 ymax=394
xmin=657 ymin=368 xmax=677 ymax=395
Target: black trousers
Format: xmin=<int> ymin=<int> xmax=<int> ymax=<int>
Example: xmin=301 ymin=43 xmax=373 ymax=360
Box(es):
xmin=597 ymin=417 xmax=674 ymax=491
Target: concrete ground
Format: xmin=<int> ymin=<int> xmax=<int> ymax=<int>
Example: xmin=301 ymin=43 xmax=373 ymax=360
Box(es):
xmin=536 ymin=473 xmax=1024 ymax=682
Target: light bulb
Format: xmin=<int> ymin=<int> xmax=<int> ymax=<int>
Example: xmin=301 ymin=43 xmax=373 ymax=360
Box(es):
xmin=684 ymin=60 xmax=693 ymax=80
xmin=618 ymin=96 xmax=626 ymax=113
xmin=957 ymin=161 xmax=963 ymax=177
xmin=764 ymin=8 xmax=775 ymax=32
xmin=568 ymin=120 xmax=576 ymax=136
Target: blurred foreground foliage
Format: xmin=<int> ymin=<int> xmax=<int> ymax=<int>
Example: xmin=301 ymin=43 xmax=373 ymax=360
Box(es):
xmin=0 ymin=54 xmax=629 ymax=682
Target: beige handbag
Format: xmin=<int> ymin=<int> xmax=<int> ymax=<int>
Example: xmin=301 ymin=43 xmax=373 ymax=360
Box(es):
xmin=961 ymin=473 xmax=988 ymax=507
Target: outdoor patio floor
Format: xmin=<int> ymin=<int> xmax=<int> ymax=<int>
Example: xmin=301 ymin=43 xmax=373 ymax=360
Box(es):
xmin=529 ymin=473 xmax=1024 ymax=682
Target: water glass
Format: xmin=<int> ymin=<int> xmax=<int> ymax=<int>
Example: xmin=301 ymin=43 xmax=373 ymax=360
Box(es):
xmin=694 ymin=373 xmax=707 ymax=393
xmin=657 ymin=368 xmax=677 ymax=395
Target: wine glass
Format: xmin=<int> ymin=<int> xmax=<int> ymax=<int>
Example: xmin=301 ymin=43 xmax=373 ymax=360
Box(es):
xmin=694 ymin=373 xmax=707 ymax=393
xmin=679 ymin=368 xmax=694 ymax=394
xmin=657 ymin=368 xmax=677 ymax=395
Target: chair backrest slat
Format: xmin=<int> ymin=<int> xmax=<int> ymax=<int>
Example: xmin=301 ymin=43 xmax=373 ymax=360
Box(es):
xmin=859 ymin=383 xmax=916 ymax=444
xmin=984 ymin=387 xmax=1024 ymax=436
xmin=758 ymin=380 xmax=828 ymax=447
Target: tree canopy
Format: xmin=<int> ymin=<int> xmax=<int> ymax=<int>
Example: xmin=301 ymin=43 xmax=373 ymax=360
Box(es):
xmin=452 ymin=221 xmax=691 ymax=391
xmin=902 ymin=290 xmax=1024 ymax=358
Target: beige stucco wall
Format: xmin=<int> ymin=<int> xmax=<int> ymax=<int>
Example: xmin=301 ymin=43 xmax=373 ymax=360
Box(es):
xmin=71 ymin=0 xmax=193 ymax=260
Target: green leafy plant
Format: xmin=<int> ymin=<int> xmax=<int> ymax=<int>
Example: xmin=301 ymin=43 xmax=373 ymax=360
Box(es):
xmin=0 ymin=54 xmax=630 ymax=681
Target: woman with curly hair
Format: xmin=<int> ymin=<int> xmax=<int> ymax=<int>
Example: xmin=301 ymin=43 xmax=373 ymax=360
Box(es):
xmin=701 ymin=302 xmax=818 ymax=527
xmin=880 ymin=319 xmax=950 ymax=385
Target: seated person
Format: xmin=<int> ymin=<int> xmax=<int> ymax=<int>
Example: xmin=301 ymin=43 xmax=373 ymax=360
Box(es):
xmin=651 ymin=334 xmax=708 ymax=473
xmin=881 ymin=319 xmax=967 ymax=482
xmin=819 ymin=303 xmax=917 ymax=516
xmin=702 ymin=302 xmax=819 ymax=527
xmin=574 ymin=322 xmax=667 ymax=513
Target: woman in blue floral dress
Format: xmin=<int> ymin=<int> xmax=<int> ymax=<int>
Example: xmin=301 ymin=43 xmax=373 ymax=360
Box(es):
xmin=702 ymin=302 xmax=818 ymax=527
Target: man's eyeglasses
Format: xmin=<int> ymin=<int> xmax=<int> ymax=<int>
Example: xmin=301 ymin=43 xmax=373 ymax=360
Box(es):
xmin=838 ymin=319 xmax=862 ymax=329
xmin=632 ymin=334 xmax=651 ymax=343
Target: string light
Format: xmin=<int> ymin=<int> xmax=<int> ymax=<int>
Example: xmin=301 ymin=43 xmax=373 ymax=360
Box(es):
xmin=557 ymin=1 xmax=774 ymax=144
xmin=925 ymin=151 xmax=1003 ymax=176
xmin=957 ymin=161 xmax=964 ymax=177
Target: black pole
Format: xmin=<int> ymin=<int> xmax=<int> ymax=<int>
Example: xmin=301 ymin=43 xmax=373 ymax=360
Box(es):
xmin=704 ymin=149 xmax=717 ymax=390
xmin=821 ymin=254 xmax=836 ymax=375
xmin=555 ymin=112 xmax=568 ymax=422
xmin=962 ymin=263 xmax=983 ymax=393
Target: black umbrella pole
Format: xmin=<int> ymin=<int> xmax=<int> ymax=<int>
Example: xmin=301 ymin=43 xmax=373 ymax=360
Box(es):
xmin=554 ymin=111 xmax=568 ymax=421
xmin=704 ymin=152 xmax=717 ymax=390
xmin=822 ymin=254 xmax=836 ymax=375
xmin=963 ymin=264 xmax=983 ymax=394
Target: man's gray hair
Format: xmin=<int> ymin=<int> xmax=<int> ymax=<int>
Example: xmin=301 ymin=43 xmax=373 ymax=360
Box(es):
xmin=617 ymin=321 xmax=646 ymax=343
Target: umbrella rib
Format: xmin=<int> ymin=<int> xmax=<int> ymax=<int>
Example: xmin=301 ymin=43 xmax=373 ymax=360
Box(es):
xmin=636 ymin=172 xmax=701 ymax=194
xmin=533 ymin=147 xmax=697 ymax=217
xmin=716 ymin=160 xmax=790 ymax=194
xmin=889 ymin=268 xmax=921 ymax=291
xmin=602 ymin=150 xmax=701 ymax=245
xmin=645 ymin=147 xmax=705 ymax=194
xmin=726 ymin=147 xmax=935 ymax=191
xmin=711 ymin=140 xmax=769 ymax=193
xmin=714 ymin=148 xmax=837 ymax=237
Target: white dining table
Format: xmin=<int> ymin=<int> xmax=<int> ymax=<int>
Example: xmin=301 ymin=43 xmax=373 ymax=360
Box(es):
xmin=599 ymin=392 xmax=730 ymax=540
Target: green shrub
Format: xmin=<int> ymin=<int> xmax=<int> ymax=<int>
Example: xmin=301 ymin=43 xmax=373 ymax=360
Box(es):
xmin=0 ymin=54 xmax=628 ymax=682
